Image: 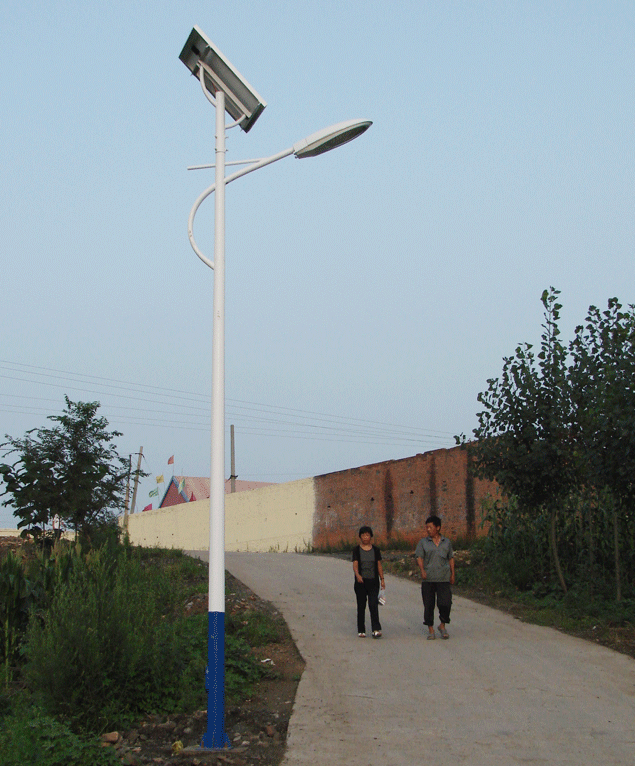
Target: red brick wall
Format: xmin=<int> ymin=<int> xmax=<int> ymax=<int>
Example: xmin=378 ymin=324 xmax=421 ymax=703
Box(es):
xmin=312 ymin=445 xmax=499 ymax=548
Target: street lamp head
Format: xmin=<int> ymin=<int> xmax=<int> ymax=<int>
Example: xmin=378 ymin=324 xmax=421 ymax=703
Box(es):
xmin=179 ymin=26 xmax=266 ymax=132
xmin=292 ymin=119 xmax=372 ymax=159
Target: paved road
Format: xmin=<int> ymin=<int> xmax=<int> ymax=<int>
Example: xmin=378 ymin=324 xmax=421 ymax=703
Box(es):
xmin=196 ymin=552 xmax=635 ymax=765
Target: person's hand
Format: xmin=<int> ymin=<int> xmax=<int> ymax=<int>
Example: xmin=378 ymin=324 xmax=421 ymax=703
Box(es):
xmin=450 ymin=573 xmax=455 ymax=585
xmin=355 ymin=574 xmax=363 ymax=583
xmin=421 ymin=570 xmax=427 ymax=580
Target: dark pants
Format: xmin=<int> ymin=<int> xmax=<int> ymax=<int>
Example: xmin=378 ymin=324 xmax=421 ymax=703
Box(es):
xmin=354 ymin=579 xmax=382 ymax=633
xmin=421 ymin=581 xmax=452 ymax=626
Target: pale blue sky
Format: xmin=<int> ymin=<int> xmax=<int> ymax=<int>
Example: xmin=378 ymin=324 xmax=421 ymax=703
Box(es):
xmin=1 ymin=1 xmax=634 ymax=526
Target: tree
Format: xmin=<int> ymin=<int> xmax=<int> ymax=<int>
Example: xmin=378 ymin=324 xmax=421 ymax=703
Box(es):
xmin=466 ymin=288 xmax=576 ymax=593
xmin=0 ymin=397 xmax=129 ymax=541
xmin=569 ymin=298 xmax=635 ymax=600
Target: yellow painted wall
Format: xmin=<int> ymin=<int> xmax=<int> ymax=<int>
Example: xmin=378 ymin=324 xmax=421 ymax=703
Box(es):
xmin=125 ymin=478 xmax=316 ymax=552
xmin=225 ymin=478 xmax=315 ymax=551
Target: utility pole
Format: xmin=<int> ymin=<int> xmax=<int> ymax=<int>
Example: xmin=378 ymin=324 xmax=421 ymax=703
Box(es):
xmin=123 ymin=455 xmax=132 ymax=530
xmin=230 ymin=425 xmax=236 ymax=493
xmin=129 ymin=447 xmax=144 ymax=515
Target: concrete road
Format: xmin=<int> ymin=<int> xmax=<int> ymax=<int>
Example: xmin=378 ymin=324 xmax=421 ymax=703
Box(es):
xmin=203 ymin=552 xmax=634 ymax=765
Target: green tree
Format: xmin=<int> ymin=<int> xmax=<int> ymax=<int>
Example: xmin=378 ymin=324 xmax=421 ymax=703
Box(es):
xmin=0 ymin=397 xmax=129 ymax=541
xmin=569 ymin=298 xmax=635 ymax=600
xmin=466 ymin=288 xmax=576 ymax=593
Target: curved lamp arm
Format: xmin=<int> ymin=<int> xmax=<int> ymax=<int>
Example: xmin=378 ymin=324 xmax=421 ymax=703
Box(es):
xmin=187 ymin=119 xmax=372 ymax=268
xmin=188 ymin=147 xmax=294 ymax=269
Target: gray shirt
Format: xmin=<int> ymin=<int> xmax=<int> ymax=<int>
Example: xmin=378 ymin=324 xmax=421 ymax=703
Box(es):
xmin=415 ymin=536 xmax=454 ymax=582
xmin=358 ymin=547 xmax=376 ymax=579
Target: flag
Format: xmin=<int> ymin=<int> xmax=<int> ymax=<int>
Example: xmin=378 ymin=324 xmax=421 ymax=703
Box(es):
xmin=178 ymin=478 xmax=185 ymax=494
xmin=167 ymin=455 xmax=174 ymax=465
xmin=143 ymin=503 xmax=152 ymax=511
xmin=156 ymin=475 xmax=164 ymax=484
xmin=149 ymin=488 xmax=159 ymax=497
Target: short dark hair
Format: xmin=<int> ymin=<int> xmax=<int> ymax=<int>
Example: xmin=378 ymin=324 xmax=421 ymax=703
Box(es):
xmin=358 ymin=525 xmax=373 ymax=538
xmin=425 ymin=515 xmax=442 ymax=528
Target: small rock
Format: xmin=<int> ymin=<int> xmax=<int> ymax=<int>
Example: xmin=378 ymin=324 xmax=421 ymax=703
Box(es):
xmin=101 ymin=731 xmax=120 ymax=745
xmin=264 ymin=725 xmax=276 ymax=738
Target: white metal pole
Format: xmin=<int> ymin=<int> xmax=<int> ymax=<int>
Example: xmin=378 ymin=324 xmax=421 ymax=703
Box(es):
xmin=203 ymin=88 xmax=230 ymax=749
xmin=210 ymin=91 xmax=226 ymax=618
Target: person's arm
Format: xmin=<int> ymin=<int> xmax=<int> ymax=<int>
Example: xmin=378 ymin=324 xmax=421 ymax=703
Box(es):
xmin=377 ymin=559 xmax=385 ymax=588
xmin=449 ymin=556 xmax=455 ymax=585
xmin=417 ymin=556 xmax=427 ymax=580
xmin=352 ymin=549 xmax=363 ymax=583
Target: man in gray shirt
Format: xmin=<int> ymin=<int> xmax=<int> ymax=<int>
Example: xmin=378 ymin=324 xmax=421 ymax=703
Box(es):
xmin=415 ymin=515 xmax=455 ymax=640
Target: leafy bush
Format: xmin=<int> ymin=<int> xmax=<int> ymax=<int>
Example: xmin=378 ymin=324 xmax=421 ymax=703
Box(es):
xmin=21 ymin=544 xmax=274 ymax=731
xmin=22 ymin=546 xmax=210 ymax=731
xmin=0 ymin=704 xmax=120 ymax=766
xmin=0 ymin=551 xmax=35 ymax=683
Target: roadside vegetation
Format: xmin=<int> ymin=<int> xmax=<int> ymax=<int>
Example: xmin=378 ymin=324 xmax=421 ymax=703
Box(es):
xmin=0 ymin=535 xmax=281 ymax=765
xmin=383 ymin=289 xmax=635 ymax=659
xmin=453 ymin=289 xmax=635 ymax=655
xmin=460 ymin=289 xmax=635 ymax=603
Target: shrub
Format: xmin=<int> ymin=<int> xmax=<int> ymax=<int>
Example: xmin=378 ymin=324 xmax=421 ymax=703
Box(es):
xmin=21 ymin=545 xmax=272 ymax=731
xmin=23 ymin=547 xmax=196 ymax=731
xmin=0 ymin=704 xmax=120 ymax=766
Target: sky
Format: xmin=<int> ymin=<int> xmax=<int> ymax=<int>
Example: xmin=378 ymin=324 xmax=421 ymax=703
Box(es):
xmin=1 ymin=1 xmax=634 ymax=528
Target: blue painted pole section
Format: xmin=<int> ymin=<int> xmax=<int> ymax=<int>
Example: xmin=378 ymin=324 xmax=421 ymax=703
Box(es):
xmin=202 ymin=611 xmax=231 ymax=749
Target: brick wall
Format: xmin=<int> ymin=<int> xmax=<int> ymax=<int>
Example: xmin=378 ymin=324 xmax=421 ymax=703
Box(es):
xmin=312 ymin=445 xmax=499 ymax=548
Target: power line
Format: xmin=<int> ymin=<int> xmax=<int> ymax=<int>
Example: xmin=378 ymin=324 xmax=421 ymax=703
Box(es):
xmin=0 ymin=359 xmax=457 ymax=449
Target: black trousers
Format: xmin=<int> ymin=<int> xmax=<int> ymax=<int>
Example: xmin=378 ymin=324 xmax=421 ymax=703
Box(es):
xmin=421 ymin=581 xmax=452 ymax=626
xmin=354 ymin=578 xmax=381 ymax=633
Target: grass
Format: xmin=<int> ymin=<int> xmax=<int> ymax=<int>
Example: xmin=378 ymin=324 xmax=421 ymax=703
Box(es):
xmin=0 ymin=703 xmax=121 ymax=766
xmin=1 ymin=541 xmax=285 ymax=745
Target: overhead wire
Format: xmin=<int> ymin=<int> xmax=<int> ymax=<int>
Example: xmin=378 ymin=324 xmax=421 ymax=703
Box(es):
xmin=0 ymin=359 xmax=457 ymax=450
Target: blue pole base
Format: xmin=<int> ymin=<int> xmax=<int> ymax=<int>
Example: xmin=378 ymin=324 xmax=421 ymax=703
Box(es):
xmin=201 ymin=732 xmax=231 ymax=750
xmin=202 ymin=611 xmax=231 ymax=749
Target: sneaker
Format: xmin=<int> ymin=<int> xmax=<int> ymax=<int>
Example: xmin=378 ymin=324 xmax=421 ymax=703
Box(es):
xmin=372 ymin=630 xmax=382 ymax=639
xmin=358 ymin=632 xmax=366 ymax=638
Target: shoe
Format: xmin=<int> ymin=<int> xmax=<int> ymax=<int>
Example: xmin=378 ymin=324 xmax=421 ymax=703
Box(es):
xmin=358 ymin=632 xmax=366 ymax=638
xmin=426 ymin=633 xmax=436 ymax=640
xmin=372 ymin=631 xmax=382 ymax=639
xmin=438 ymin=625 xmax=449 ymax=639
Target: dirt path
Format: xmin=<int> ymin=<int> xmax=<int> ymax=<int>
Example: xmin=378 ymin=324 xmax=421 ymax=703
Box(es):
xmin=222 ymin=552 xmax=635 ymax=766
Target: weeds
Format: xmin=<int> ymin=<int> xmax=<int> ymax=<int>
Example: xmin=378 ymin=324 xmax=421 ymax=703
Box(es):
xmin=3 ymin=539 xmax=283 ymax=740
xmin=0 ymin=702 xmax=120 ymax=766
xmin=227 ymin=608 xmax=283 ymax=646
